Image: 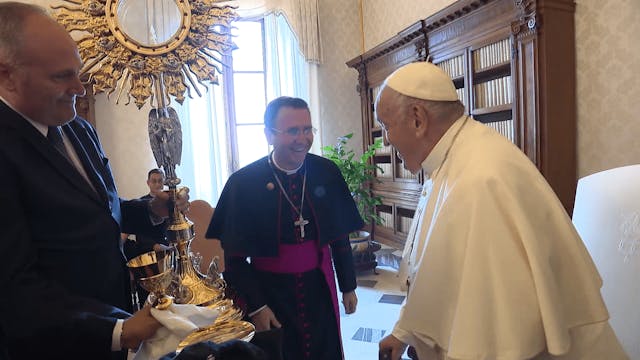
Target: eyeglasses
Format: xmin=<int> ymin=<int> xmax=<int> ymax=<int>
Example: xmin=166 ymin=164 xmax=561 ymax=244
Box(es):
xmin=270 ymin=126 xmax=317 ymax=137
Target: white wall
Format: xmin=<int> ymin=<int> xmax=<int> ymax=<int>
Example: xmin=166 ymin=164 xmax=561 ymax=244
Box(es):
xmin=575 ymin=0 xmax=640 ymax=176
xmin=315 ymin=0 xmax=364 ymax=154
xmin=93 ymin=95 xmax=157 ymax=199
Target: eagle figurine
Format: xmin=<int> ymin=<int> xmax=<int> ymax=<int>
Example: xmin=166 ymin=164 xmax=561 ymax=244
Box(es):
xmin=148 ymin=106 xmax=182 ymax=185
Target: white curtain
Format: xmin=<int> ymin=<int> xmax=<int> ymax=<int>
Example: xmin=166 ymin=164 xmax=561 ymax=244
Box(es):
xmin=228 ymin=0 xmax=323 ymax=64
xmin=179 ymin=13 xmax=314 ymax=205
xmin=264 ymin=14 xmax=321 ymax=155
xmin=264 ymin=14 xmax=310 ymax=104
xmin=175 ymin=82 xmax=229 ymax=206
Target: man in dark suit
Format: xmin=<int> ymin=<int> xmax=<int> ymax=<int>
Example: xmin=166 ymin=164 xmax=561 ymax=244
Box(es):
xmin=0 ymin=3 xmax=187 ymax=359
xmin=124 ymin=168 xmax=172 ymax=261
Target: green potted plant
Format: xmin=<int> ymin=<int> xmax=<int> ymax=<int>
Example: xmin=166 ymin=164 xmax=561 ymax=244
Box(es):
xmin=322 ymin=133 xmax=384 ymax=251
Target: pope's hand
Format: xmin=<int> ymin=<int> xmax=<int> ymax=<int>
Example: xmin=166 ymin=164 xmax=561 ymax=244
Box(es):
xmin=379 ymin=334 xmax=407 ymax=360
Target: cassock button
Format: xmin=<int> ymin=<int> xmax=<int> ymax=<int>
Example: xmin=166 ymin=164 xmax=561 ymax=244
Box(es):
xmin=266 ymin=182 xmax=275 ymax=191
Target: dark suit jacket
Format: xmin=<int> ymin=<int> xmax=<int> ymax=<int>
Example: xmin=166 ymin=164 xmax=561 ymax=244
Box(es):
xmin=0 ymin=101 xmax=156 ymax=359
xmin=124 ymin=194 xmax=169 ymax=260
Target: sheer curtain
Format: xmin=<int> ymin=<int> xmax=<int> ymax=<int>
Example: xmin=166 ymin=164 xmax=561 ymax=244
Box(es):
xmin=264 ymin=14 xmax=310 ymax=107
xmin=179 ymin=13 xmax=311 ymax=205
xmin=175 ymin=81 xmax=229 ymax=206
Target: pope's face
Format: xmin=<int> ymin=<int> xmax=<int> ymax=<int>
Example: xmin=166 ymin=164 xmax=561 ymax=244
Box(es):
xmin=375 ymin=88 xmax=425 ymax=174
xmin=265 ymin=106 xmax=313 ymax=170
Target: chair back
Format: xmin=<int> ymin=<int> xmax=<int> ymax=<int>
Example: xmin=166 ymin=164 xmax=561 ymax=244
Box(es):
xmin=572 ymin=164 xmax=640 ymax=359
xmin=187 ymin=199 xmax=224 ymax=273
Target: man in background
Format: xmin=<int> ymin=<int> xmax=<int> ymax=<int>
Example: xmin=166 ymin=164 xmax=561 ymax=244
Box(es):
xmin=376 ymin=62 xmax=627 ymax=360
xmin=0 ymin=3 xmax=187 ymax=359
xmin=124 ymin=168 xmax=172 ymax=260
xmin=207 ymin=96 xmax=362 ymax=360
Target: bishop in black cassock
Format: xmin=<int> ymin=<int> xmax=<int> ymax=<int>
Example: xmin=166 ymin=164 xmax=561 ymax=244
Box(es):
xmin=206 ymin=152 xmax=363 ymax=360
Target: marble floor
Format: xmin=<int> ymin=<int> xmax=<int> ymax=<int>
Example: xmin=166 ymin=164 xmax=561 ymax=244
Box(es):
xmin=340 ymin=246 xmax=411 ymax=360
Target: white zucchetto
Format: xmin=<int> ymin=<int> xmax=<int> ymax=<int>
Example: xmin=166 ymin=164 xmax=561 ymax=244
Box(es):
xmin=385 ymin=61 xmax=458 ymax=101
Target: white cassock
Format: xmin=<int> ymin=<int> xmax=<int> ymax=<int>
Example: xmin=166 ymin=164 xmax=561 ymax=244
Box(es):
xmin=393 ymin=116 xmax=627 ymax=360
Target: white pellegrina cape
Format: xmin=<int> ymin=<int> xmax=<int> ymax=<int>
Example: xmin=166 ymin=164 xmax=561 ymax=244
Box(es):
xmin=394 ymin=116 xmax=627 ymax=360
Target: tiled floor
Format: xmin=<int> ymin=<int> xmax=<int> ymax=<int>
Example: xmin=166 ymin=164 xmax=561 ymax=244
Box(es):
xmin=340 ymin=246 xmax=411 ymax=359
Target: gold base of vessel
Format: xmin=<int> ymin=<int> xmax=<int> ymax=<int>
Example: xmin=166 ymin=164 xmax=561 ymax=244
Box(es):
xmin=166 ymin=200 xmax=224 ymax=306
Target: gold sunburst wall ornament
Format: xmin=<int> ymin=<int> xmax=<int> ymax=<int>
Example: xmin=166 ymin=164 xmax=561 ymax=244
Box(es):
xmin=52 ymin=0 xmax=237 ymax=109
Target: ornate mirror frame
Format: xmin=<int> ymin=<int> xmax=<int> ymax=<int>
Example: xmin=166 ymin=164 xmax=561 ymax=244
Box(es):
xmin=105 ymin=0 xmax=192 ymax=56
xmin=52 ymin=0 xmax=237 ymax=109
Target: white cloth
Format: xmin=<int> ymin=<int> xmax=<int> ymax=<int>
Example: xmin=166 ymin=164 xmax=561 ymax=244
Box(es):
xmin=133 ymin=303 xmax=219 ymax=360
xmin=393 ymin=116 xmax=627 ymax=359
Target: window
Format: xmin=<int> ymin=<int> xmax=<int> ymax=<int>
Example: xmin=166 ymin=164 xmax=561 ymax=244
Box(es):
xmin=179 ymin=14 xmax=310 ymax=205
xmin=227 ymin=20 xmax=269 ymax=170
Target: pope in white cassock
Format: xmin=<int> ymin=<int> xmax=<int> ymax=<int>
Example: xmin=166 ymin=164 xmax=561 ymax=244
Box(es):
xmin=375 ymin=62 xmax=628 ymax=360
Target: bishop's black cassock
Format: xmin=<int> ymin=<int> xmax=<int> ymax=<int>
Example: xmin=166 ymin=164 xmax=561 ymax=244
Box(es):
xmin=206 ymin=153 xmax=363 ymax=360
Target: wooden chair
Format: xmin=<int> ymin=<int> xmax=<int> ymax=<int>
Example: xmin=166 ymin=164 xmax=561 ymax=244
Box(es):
xmin=186 ymin=199 xmax=224 ymax=273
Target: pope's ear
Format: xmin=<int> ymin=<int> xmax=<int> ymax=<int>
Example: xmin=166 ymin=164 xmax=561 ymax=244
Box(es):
xmin=413 ymin=103 xmax=429 ymax=136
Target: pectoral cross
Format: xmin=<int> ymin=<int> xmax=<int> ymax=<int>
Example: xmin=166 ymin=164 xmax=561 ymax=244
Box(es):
xmin=294 ymin=215 xmax=309 ymax=238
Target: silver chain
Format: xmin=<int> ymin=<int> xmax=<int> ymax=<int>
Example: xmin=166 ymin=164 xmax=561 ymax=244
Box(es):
xmin=268 ymin=154 xmax=307 ymax=219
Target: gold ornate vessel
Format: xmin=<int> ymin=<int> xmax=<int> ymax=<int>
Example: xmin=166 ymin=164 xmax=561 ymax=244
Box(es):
xmin=51 ymin=0 xmax=250 ymax=348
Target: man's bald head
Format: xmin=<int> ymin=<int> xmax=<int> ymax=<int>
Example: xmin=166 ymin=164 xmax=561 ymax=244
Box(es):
xmin=0 ymin=2 xmax=50 ymax=64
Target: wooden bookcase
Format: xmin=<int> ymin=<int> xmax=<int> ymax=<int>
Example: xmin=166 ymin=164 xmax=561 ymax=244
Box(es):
xmin=347 ymin=0 xmax=577 ymax=250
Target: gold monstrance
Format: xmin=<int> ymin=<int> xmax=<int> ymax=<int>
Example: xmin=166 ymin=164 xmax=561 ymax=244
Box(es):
xmin=51 ymin=0 xmax=249 ymax=342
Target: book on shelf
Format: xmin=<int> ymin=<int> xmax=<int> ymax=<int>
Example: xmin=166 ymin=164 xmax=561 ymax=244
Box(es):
xmin=377 ymin=163 xmax=392 ymax=178
xmin=373 ymin=136 xmax=392 ymax=154
xmin=436 ymin=55 xmax=465 ymax=79
xmin=377 ymin=211 xmax=393 ymax=230
xmin=474 ymin=75 xmax=512 ymax=108
xmin=397 ymin=166 xmax=418 ymax=180
xmin=398 ymin=216 xmax=413 ymax=233
xmin=484 ymin=119 xmax=515 ymax=144
xmin=473 ymin=38 xmax=511 ymax=71
xmin=456 ymin=88 xmax=467 ymax=108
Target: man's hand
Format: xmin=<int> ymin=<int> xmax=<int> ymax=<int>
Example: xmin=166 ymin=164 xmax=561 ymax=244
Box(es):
xmin=342 ymin=291 xmax=357 ymax=314
xmin=379 ymin=334 xmax=407 ymax=360
xmin=249 ymin=306 xmax=282 ymax=332
xmin=120 ymin=233 xmax=130 ymax=245
xmin=120 ymin=306 xmax=162 ymax=350
xmin=149 ymin=187 xmax=190 ymax=218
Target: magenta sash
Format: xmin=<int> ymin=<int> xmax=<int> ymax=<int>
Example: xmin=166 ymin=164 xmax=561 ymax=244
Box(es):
xmin=251 ymin=241 xmax=342 ymax=352
xmin=252 ymin=242 xmax=319 ymax=273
